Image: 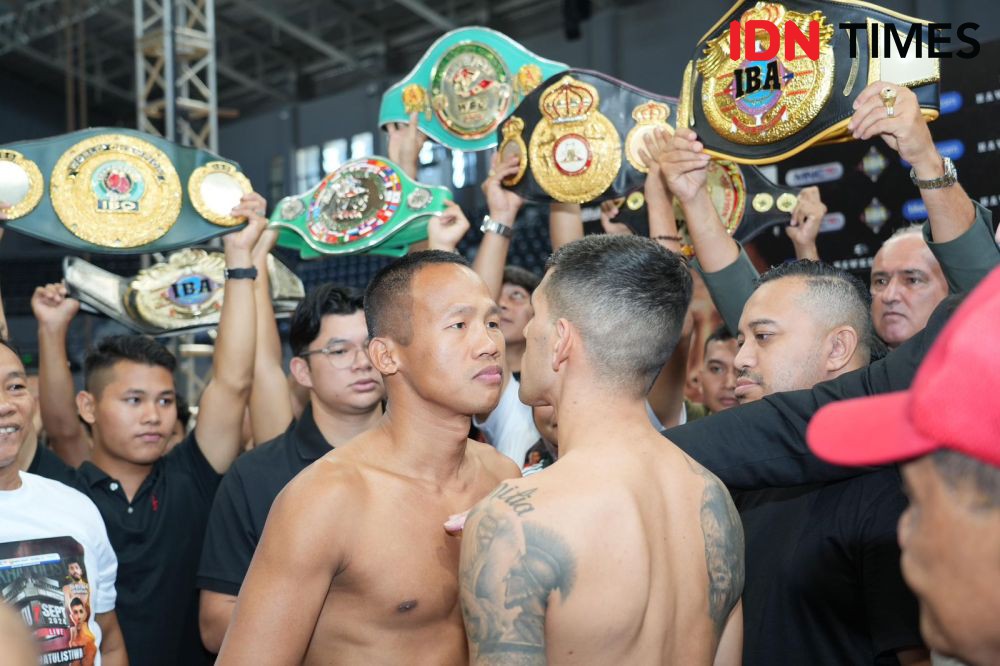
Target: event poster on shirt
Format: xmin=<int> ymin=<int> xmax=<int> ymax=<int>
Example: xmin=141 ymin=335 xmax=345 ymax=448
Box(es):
xmin=0 ymin=536 xmax=97 ymax=666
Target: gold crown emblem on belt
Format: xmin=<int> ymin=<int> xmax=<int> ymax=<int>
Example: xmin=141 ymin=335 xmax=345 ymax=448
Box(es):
xmin=529 ymin=76 xmax=621 ymax=203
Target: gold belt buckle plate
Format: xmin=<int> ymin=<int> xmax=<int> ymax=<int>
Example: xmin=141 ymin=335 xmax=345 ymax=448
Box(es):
xmin=528 ymin=75 xmax=622 ymax=204
xmin=50 ymin=133 xmax=183 ymax=248
xmin=697 ymin=2 xmax=835 ymax=146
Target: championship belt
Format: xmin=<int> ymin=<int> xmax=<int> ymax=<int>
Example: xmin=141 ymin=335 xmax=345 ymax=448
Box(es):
xmin=64 ymin=248 xmax=305 ymax=337
xmin=498 ymin=69 xmax=678 ymax=205
xmin=379 ymin=27 xmax=568 ymax=152
xmin=676 ymin=0 xmax=940 ymax=164
xmin=613 ymin=160 xmax=800 ymax=253
xmin=0 ymin=128 xmax=253 ymax=253
xmin=271 ymin=156 xmax=451 ymax=259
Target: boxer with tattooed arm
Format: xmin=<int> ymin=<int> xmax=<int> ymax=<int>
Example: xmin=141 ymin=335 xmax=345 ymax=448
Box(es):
xmin=460 ymin=235 xmax=744 ymax=665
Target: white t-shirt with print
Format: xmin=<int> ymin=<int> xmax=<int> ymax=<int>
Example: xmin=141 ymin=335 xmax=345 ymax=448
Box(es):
xmin=0 ymin=471 xmax=118 ymax=666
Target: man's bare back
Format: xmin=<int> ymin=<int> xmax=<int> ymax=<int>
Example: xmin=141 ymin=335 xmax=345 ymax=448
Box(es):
xmin=460 ymin=429 xmax=744 ymax=665
xmin=218 ymin=429 xmax=519 ymax=666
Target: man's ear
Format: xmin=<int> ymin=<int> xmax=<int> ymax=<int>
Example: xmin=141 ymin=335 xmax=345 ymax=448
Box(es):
xmin=826 ymin=326 xmax=860 ymax=373
xmin=289 ymin=356 xmax=314 ymax=390
xmin=368 ymin=337 xmax=399 ymax=377
xmin=552 ymin=318 xmax=574 ymax=372
xmin=76 ymin=391 xmax=97 ymax=426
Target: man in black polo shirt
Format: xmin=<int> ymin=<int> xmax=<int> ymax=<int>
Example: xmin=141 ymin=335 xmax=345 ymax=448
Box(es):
xmin=28 ymin=194 xmax=268 ymax=665
xmin=197 ymin=282 xmax=385 ymax=652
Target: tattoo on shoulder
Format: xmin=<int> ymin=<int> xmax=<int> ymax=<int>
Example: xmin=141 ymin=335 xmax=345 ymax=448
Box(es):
xmin=687 ymin=458 xmax=744 ymax=636
xmin=460 ymin=501 xmax=575 ymax=665
xmin=487 ymin=482 xmax=538 ymax=516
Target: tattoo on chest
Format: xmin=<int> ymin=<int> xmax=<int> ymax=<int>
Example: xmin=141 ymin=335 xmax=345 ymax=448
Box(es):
xmin=459 ymin=503 xmax=576 ymax=665
xmin=488 ymin=482 xmax=537 ymax=516
xmin=689 ymin=459 xmax=745 ymax=637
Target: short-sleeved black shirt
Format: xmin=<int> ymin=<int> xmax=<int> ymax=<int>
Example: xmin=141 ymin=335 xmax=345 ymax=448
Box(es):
xmin=33 ymin=432 xmax=222 ymax=666
xmin=197 ymin=405 xmax=331 ymax=596
xmin=736 ymin=467 xmax=923 ymax=665
xmin=27 ymin=441 xmax=78 ymax=486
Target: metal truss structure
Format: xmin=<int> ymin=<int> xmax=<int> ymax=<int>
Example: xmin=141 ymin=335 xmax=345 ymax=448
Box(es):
xmin=0 ymin=0 xmax=587 ymax=114
xmin=134 ymin=0 xmax=219 ymax=151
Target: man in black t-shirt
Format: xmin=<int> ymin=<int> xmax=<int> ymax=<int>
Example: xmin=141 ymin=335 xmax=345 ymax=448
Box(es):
xmin=29 ymin=194 xmax=269 ymax=666
xmin=197 ymin=282 xmax=385 ymax=653
xmin=708 ymin=260 xmax=927 ymax=664
xmin=809 ymin=267 xmax=1000 ymax=666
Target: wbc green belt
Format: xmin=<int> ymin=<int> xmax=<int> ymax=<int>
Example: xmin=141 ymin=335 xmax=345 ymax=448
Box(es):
xmin=0 ymin=128 xmax=253 ymax=253
xmin=612 ymin=160 xmax=801 ymax=255
xmin=379 ymin=27 xmax=568 ymax=152
xmin=271 ymin=156 xmax=452 ymax=259
xmin=64 ymin=248 xmax=304 ymax=337
xmin=677 ymin=0 xmax=941 ymax=164
xmin=498 ymin=69 xmax=679 ymax=205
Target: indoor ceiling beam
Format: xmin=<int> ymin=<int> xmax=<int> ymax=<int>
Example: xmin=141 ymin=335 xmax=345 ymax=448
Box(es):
xmin=234 ymin=0 xmax=357 ymax=68
xmin=393 ymin=0 xmax=455 ymax=32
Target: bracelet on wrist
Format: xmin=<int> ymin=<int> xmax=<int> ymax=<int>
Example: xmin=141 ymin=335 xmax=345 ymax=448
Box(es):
xmin=224 ymin=267 xmax=258 ymax=281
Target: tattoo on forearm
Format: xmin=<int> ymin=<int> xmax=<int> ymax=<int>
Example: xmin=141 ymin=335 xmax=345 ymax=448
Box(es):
xmin=688 ymin=459 xmax=744 ymax=636
xmin=487 ymin=482 xmax=537 ymax=516
xmin=460 ymin=502 xmax=575 ymax=665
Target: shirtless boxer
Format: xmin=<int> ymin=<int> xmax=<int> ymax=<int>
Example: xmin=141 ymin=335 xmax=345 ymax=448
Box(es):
xmin=460 ymin=235 xmax=744 ymax=665
xmin=217 ymin=251 xmax=521 ymax=665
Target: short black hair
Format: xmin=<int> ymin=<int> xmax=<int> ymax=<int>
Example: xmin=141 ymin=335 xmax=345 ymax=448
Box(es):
xmin=931 ymin=450 xmax=1000 ymax=510
xmin=83 ymin=335 xmax=176 ymax=395
xmin=503 ymin=265 xmax=540 ymax=294
xmin=175 ymin=392 xmax=191 ymax=430
xmin=543 ymin=235 xmax=692 ymax=398
xmin=70 ymin=598 xmax=85 ymax=608
xmin=289 ymin=283 xmax=365 ymax=357
xmin=0 ymin=338 xmax=21 ymax=358
xmin=364 ymin=250 xmax=470 ymax=344
xmin=704 ymin=324 xmax=735 ymax=357
xmin=756 ymin=260 xmax=875 ymax=363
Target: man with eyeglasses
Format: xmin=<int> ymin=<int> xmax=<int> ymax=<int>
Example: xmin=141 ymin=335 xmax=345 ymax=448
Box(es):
xmin=197 ymin=282 xmax=385 ymax=653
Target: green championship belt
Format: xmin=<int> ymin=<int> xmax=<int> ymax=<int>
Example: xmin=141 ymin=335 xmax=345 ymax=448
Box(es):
xmin=379 ymin=27 xmax=568 ymax=152
xmin=0 ymin=128 xmax=252 ymax=253
xmin=611 ymin=160 xmax=801 ymax=255
xmin=271 ymin=156 xmax=452 ymax=259
xmin=64 ymin=248 xmax=304 ymax=337
xmin=498 ymin=69 xmax=679 ymax=205
xmin=677 ymin=0 xmax=941 ymax=164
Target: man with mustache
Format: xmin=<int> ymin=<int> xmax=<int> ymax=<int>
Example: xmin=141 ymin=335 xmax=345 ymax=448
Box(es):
xmin=646 ymin=83 xmax=996 ymax=352
xmin=218 ymin=251 xmax=520 ymax=665
xmin=659 ymin=105 xmax=930 ymax=664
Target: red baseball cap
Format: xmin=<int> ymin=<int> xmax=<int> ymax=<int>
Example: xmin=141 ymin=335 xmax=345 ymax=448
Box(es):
xmin=807 ymin=266 xmax=1000 ymax=469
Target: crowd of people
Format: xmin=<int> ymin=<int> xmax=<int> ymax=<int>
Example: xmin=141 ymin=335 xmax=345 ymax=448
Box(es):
xmin=0 ymin=77 xmax=998 ymax=666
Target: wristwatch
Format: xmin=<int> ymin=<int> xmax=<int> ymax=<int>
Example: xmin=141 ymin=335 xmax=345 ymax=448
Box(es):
xmin=480 ymin=215 xmax=514 ymax=239
xmin=224 ymin=267 xmax=258 ymax=280
xmin=910 ymin=157 xmax=958 ymax=190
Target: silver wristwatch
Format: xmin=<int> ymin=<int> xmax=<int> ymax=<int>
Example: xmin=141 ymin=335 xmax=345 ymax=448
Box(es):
xmin=480 ymin=215 xmax=514 ymax=238
xmin=910 ymin=157 xmax=958 ymax=190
